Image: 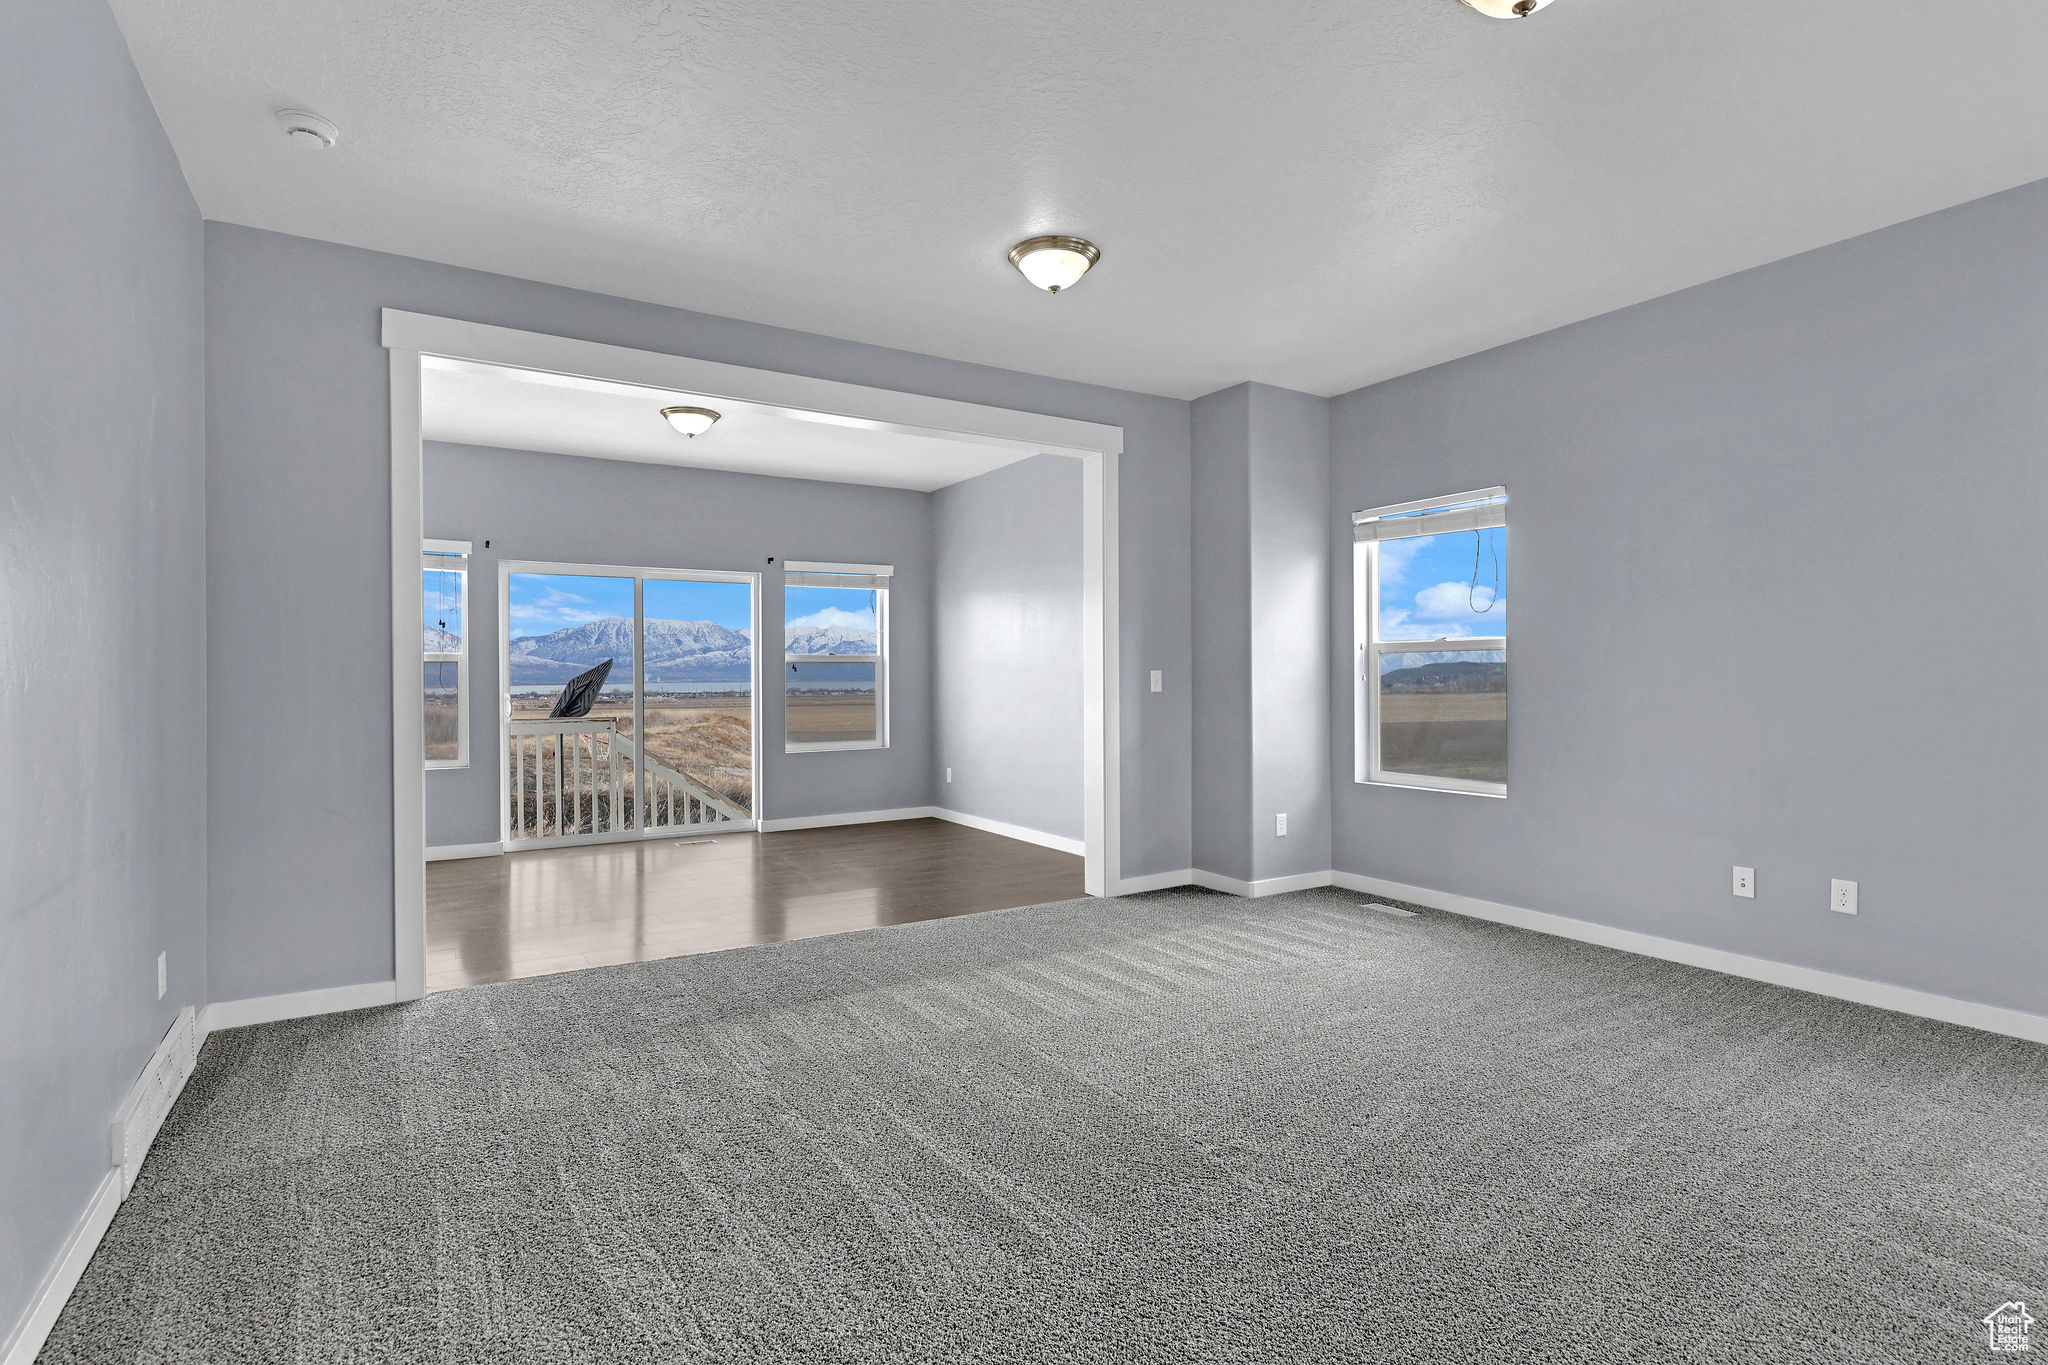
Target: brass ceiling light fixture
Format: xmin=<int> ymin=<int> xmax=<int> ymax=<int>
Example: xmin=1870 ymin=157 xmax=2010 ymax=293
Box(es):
xmin=1460 ymin=0 xmax=1553 ymax=16
xmin=1008 ymin=236 xmax=1101 ymax=293
xmin=660 ymin=405 xmax=721 ymax=437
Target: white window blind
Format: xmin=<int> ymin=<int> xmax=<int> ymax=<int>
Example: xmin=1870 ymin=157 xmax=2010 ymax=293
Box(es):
xmin=1353 ymin=487 xmax=1506 ymax=542
xmin=785 ymin=569 xmax=891 ymax=590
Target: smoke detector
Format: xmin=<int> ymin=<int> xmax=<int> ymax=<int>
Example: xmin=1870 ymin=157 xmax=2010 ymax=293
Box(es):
xmin=276 ymin=109 xmax=339 ymax=150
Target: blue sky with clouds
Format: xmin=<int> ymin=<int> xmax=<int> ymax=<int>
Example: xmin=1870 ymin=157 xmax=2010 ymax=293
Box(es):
xmin=647 ymin=578 xmax=751 ymax=630
xmin=784 ymin=586 xmax=876 ymax=633
xmin=506 ymin=573 xmax=635 ymax=637
xmin=1375 ymin=527 xmax=1506 ymax=640
xmin=505 ymin=573 xmax=754 ymax=637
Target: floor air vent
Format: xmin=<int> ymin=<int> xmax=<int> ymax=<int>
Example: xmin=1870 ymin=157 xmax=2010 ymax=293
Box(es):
xmin=111 ymin=1005 xmax=199 ymax=1195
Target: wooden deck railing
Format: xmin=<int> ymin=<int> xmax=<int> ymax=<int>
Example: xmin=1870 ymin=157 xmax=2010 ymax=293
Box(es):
xmin=507 ymin=717 xmax=745 ymax=843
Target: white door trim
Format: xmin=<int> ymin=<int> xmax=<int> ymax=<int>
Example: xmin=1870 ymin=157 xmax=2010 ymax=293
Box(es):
xmin=390 ymin=348 xmax=427 ymax=999
xmin=386 ymin=312 xmax=1124 ymax=999
xmin=382 ymin=311 xmax=1123 ymax=459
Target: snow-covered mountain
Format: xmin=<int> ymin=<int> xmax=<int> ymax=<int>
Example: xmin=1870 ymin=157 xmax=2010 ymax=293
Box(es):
xmin=506 ymin=617 xmax=878 ymax=683
xmin=509 ymin=617 xmax=750 ymax=683
xmin=782 ymin=624 xmax=879 ymax=657
xmin=424 ymin=625 xmax=460 ymax=653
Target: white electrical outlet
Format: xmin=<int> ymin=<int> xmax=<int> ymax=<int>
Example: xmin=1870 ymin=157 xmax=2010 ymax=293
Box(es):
xmin=156 ymin=952 xmax=167 ymax=999
xmin=1830 ymin=879 xmax=1858 ymax=916
xmin=945 ymin=767 xmax=952 ymax=783
xmin=1275 ymin=813 xmax=1288 ymax=837
xmin=1150 ymin=670 xmax=1163 ymax=693
xmin=1732 ymin=866 xmax=1754 ymax=899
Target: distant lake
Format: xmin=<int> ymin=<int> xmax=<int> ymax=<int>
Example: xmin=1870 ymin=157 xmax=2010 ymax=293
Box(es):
xmin=508 ymin=682 xmax=753 ymax=696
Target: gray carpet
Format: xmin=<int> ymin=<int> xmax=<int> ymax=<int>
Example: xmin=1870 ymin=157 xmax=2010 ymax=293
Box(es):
xmin=44 ymin=888 xmax=2048 ymax=1363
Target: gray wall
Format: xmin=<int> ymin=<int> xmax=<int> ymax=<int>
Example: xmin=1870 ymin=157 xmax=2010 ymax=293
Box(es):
xmin=205 ymin=223 xmax=1192 ymax=1002
xmin=1189 ymin=387 xmax=1255 ymax=880
xmin=1245 ymin=386 xmax=1332 ymax=882
xmin=931 ymin=455 xmax=1085 ymax=842
xmin=1 ymin=0 xmax=207 ymax=1337
xmin=423 ymin=441 xmax=935 ymax=845
xmin=1190 ymin=385 xmax=1333 ymax=882
xmin=1329 ymin=176 xmax=2048 ymax=1016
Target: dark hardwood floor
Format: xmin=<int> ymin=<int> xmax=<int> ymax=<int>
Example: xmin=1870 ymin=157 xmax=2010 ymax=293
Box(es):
xmin=424 ymin=818 xmax=1086 ymax=992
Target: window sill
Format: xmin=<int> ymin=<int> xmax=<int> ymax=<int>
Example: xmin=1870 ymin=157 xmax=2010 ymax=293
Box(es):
xmin=785 ymin=740 xmax=887 ymax=754
xmin=1361 ymin=775 xmax=1506 ymax=799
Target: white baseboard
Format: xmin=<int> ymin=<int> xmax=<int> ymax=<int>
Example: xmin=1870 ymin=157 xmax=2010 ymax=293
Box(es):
xmin=757 ymin=805 xmax=1088 ymax=857
xmin=929 ymin=807 xmax=1086 ymax=857
xmin=1112 ymin=868 xmax=1195 ymax=895
xmin=0 ymin=1170 xmax=120 ymax=1365
xmin=425 ymin=841 xmax=502 ymax=862
xmin=199 ymin=980 xmax=400 ymax=1035
xmin=1192 ymin=868 xmax=1335 ymax=899
xmin=757 ymin=806 xmax=936 ymax=833
xmin=1330 ymin=870 xmax=2048 ymax=1046
xmin=4 ymin=980 xmax=393 ymax=1362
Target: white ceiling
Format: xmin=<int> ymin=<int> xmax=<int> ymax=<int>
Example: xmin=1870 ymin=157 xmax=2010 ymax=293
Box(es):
xmin=112 ymin=0 xmax=2048 ymax=398
xmin=420 ymin=356 xmax=1042 ymax=491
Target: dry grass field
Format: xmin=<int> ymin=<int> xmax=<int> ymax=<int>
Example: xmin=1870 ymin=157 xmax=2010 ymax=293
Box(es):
xmin=786 ymin=694 xmax=879 ymax=746
xmin=500 ymin=688 xmax=877 ymax=834
xmin=643 ymin=700 xmax=752 ymax=811
xmin=505 ymin=693 xmax=755 ymax=829
xmin=425 ymin=699 xmax=460 ymax=762
xmin=1380 ymin=692 xmax=1507 ymax=782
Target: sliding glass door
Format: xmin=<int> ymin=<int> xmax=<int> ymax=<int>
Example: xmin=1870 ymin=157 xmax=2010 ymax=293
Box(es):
xmin=641 ymin=577 xmax=754 ymax=825
xmin=503 ymin=564 xmax=756 ymax=847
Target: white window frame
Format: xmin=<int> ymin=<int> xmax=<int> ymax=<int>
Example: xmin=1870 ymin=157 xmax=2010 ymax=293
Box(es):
xmin=423 ymin=538 xmax=471 ymax=770
xmin=1353 ymin=489 xmax=1507 ymax=798
xmin=783 ymin=559 xmax=890 ymax=754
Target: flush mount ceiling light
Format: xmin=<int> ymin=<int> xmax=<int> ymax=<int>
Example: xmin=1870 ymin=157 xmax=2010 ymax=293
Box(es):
xmin=1459 ymin=0 xmax=1553 ymax=16
xmin=660 ymin=405 xmax=720 ymax=437
xmin=1008 ymin=236 xmax=1101 ymax=293
xmin=275 ymin=108 xmax=340 ymax=149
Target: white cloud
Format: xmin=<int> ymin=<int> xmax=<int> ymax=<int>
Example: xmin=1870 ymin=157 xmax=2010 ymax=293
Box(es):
xmin=1379 ymin=606 xmax=1472 ymax=641
xmin=508 ymin=585 xmax=606 ymax=630
xmin=1375 ymin=538 xmax=1424 ymax=586
xmin=1413 ymin=580 xmax=1503 ymax=621
xmin=788 ymin=606 xmax=874 ymax=631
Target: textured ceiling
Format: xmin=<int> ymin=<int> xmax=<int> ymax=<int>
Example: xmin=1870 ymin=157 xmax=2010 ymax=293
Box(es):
xmin=421 ymin=358 xmax=1040 ymax=491
xmin=111 ymin=0 xmax=2048 ymax=398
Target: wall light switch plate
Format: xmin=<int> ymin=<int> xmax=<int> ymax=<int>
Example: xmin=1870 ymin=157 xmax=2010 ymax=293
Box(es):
xmin=1150 ymin=670 xmax=1163 ymax=693
xmin=1733 ymin=866 xmax=1754 ymax=899
xmin=1830 ymin=879 xmax=1858 ymax=916
xmin=157 ymin=952 xmax=167 ymax=999
xmin=945 ymin=767 xmax=952 ymax=783
xmin=1275 ymin=813 xmax=1288 ymax=837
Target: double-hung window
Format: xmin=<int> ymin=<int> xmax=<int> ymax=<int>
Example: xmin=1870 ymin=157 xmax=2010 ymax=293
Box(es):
xmin=783 ymin=561 xmax=890 ymax=752
xmin=1354 ymin=489 xmax=1507 ymax=796
xmin=422 ymin=539 xmax=470 ymax=768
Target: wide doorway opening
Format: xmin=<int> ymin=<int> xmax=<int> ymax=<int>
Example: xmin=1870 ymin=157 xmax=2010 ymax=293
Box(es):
xmin=389 ymin=311 xmax=1123 ymax=1001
